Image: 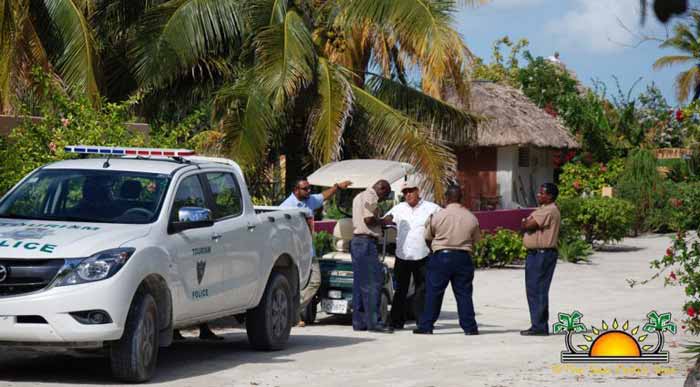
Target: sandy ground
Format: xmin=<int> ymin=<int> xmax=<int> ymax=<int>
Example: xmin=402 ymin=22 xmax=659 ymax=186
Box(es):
xmin=0 ymin=234 xmax=693 ymax=386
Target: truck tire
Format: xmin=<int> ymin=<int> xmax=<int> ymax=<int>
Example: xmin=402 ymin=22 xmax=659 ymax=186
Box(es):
xmin=246 ymin=271 xmax=293 ymax=350
xmin=110 ymin=292 xmax=159 ymax=383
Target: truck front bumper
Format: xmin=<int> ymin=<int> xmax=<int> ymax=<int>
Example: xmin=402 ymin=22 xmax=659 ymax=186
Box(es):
xmin=0 ymin=279 xmax=133 ymax=346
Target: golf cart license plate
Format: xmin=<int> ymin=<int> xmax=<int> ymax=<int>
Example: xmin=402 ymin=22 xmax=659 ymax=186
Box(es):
xmin=321 ymin=299 xmax=349 ymax=314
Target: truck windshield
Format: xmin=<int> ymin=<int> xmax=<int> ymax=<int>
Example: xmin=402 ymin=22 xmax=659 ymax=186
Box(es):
xmin=0 ymin=169 xmax=170 ymax=224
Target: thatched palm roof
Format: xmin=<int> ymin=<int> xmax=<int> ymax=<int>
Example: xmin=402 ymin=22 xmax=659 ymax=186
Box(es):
xmin=451 ymin=81 xmax=579 ymax=149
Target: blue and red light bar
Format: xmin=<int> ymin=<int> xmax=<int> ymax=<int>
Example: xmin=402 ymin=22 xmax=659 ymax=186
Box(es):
xmin=64 ymin=145 xmax=196 ymax=157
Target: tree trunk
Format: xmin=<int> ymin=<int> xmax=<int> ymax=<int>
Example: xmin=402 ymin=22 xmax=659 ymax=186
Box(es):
xmin=685 ymin=356 xmax=700 ymax=387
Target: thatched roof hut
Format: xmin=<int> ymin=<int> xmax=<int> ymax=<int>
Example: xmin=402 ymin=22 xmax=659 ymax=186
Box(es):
xmin=451 ymin=81 xmax=579 ymax=149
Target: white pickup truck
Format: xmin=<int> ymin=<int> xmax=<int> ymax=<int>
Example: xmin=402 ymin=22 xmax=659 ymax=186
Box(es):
xmin=0 ymin=146 xmax=312 ymax=382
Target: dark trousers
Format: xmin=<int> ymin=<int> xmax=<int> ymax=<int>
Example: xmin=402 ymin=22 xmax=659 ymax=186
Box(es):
xmin=350 ymin=236 xmax=385 ymax=330
xmin=418 ymin=250 xmax=477 ymax=333
xmin=390 ymin=257 xmax=427 ymax=328
xmin=525 ymin=249 xmax=558 ymax=333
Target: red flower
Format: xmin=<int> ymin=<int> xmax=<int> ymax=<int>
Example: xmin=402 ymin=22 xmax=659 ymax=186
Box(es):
xmin=688 ymin=306 xmax=696 ymax=317
xmin=573 ymin=180 xmax=582 ymax=190
xmin=670 ymin=198 xmax=684 ymax=208
xmin=666 ymin=248 xmax=674 ymax=257
xmin=676 ymin=110 xmax=684 ymax=122
xmin=670 ymin=271 xmax=677 ymax=280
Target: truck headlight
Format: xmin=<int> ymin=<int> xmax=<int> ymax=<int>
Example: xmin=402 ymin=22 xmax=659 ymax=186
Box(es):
xmin=54 ymin=248 xmax=135 ymax=287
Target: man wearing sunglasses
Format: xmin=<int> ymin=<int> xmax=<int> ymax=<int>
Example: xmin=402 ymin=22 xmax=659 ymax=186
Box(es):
xmin=281 ymin=178 xmax=353 ymax=214
xmin=280 ymin=177 xmax=352 ymax=326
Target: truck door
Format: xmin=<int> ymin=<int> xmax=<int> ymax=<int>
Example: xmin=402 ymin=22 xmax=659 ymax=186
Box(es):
xmin=168 ymin=174 xmax=222 ymax=319
xmin=203 ymin=171 xmax=260 ymax=310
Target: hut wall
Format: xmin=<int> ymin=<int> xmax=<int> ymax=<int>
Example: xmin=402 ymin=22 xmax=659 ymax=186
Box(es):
xmin=456 ymin=147 xmax=498 ymax=211
xmin=496 ymin=146 xmax=555 ymax=209
xmin=497 ymin=146 xmax=516 ymax=209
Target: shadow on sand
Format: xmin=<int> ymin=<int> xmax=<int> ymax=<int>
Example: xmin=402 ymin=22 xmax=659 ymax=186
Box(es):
xmin=0 ymin=331 xmax=372 ymax=384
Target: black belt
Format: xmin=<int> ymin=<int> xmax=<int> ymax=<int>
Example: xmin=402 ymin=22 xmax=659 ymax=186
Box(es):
xmin=433 ymin=249 xmax=470 ymax=255
xmin=527 ymin=248 xmax=557 ymax=254
xmin=353 ymin=234 xmax=379 ymax=241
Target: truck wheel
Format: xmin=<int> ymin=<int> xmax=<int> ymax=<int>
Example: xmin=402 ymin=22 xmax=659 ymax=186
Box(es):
xmin=300 ymin=299 xmax=317 ymax=325
xmin=246 ymin=272 xmax=293 ymax=350
xmin=110 ymin=292 xmax=159 ymax=383
xmin=380 ymin=292 xmax=390 ymax=326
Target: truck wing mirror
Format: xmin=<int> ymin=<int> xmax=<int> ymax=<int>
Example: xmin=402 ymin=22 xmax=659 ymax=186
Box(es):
xmin=169 ymin=207 xmax=214 ymax=233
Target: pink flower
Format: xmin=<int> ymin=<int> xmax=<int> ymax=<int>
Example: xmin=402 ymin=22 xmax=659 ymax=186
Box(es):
xmin=48 ymin=142 xmax=57 ymax=153
xmin=573 ymin=180 xmax=581 ymax=190
xmin=61 ymin=118 xmax=70 ymax=127
xmin=670 ymin=271 xmax=677 ymax=280
xmin=600 ymin=164 xmax=608 ymax=173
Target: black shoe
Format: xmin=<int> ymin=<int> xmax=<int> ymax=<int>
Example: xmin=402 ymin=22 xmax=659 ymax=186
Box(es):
xmin=520 ymin=329 xmax=549 ymax=336
xmin=413 ymin=328 xmax=433 ymax=335
xmin=173 ymin=330 xmax=185 ymax=341
xmin=369 ymin=326 xmax=394 ymax=334
xmin=464 ymin=330 xmax=479 ymax=336
xmin=391 ymin=324 xmax=405 ymax=330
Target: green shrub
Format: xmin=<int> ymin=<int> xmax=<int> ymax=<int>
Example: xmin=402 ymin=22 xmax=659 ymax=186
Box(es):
xmin=564 ymin=197 xmax=635 ymax=245
xmin=558 ymin=159 xmax=625 ymax=199
xmin=617 ymin=149 xmax=662 ymax=233
xmin=646 ymin=181 xmax=700 ymax=232
xmin=313 ymin=231 xmax=334 ymax=257
xmin=474 ymin=229 xmax=527 ymax=268
xmin=558 ymin=238 xmax=593 ymax=263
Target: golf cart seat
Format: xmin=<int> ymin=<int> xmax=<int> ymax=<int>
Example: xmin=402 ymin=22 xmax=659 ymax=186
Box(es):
xmin=321 ymin=218 xmax=397 ymax=270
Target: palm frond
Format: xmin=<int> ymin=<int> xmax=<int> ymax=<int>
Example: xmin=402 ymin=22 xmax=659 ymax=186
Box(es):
xmin=307 ymin=58 xmax=353 ymax=164
xmin=653 ymin=55 xmax=695 ymax=70
xmin=42 ymin=0 xmax=100 ymax=100
xmin=247 ymin=0 xmax=287 ymax=30
xmin=0 ymin=0 xmax=16 ymax=111
xmin=352 ymin=84 xmax=455 ymax=200
xmin=365 ymin=74 xmax=478 ymax=145
xmin=342 ymin=0 xmax=470 ymax=102
xmin=254 ymin=9 xmax=316 ymax=109
xmin=674 ymin=65 xmax=700 ymax=102
xmin=214 ymin=77 xmax=278 ymax=168
xmin=130 ymin=0 xmax=244 ymax=88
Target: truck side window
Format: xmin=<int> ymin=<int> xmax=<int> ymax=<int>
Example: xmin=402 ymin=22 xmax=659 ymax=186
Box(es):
xmin=170 ymin=175 xmax=207 ymax=222
xmin=204 ymin=173 xmax=242 ymax=220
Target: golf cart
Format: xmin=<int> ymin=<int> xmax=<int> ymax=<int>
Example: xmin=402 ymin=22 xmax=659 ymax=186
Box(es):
xmin=305 ymin=160 xmax=420 ymax=324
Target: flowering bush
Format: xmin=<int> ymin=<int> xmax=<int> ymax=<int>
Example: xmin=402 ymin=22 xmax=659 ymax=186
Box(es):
xmin=640 ymin=231 xmax=700 ymax=335
xmin=558 ymin=158 xmax=625 ymax=199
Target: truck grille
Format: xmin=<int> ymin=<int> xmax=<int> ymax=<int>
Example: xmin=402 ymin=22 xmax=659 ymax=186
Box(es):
xmin=0 ymin=259 xmax=65 ymax=297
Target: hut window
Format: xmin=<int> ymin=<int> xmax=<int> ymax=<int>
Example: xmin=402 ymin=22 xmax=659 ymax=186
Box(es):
xmin=518 ymin=147 xmax=530 ymax=167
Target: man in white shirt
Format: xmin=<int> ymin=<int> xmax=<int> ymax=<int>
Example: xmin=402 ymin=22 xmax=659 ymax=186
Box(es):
xmin=384 ymin=180 xmax=441 ymax=329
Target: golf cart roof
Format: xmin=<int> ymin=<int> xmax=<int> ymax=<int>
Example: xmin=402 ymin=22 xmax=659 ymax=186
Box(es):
xmin=308 ymin=159 xmax=414 ymax=189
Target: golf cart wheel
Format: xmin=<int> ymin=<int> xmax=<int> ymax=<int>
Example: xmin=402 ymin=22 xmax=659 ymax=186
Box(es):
xmin=300 ymin=299 xmax=318 ymax=324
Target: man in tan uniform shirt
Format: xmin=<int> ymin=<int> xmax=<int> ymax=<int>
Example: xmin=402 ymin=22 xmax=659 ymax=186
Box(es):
xmin=413 ymin=185 xmax=481 ymax=335
xmin=520 ymin=183 xmax=561 ymax=336
xmin=350 ymin=180 xmax=393 ymax=333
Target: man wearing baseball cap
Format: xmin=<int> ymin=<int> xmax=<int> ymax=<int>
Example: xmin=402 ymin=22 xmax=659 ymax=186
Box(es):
xmin=383 ymin=179 xmax=441 ymax=329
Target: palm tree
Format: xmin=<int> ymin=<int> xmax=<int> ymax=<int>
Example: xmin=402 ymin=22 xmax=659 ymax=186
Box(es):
xmin=653 ymin=11 xmax=700 ymax=103
xmin=642 ymin=310 xmax=677 ymax=353
xmin=0 ymin=0 xmax=100 ymax=113
xmin=553 ymin=311 xmax=587 ymax=353
xmin=131 ymin=0 xmax=482 ymax=197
